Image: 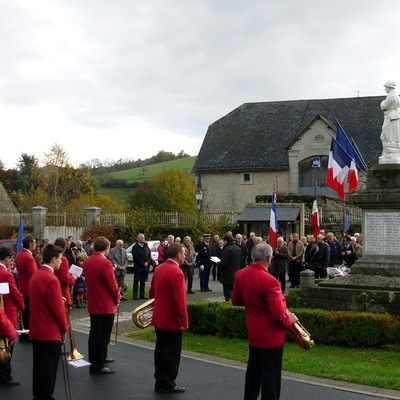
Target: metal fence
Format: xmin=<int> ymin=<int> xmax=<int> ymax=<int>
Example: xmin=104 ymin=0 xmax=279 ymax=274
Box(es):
xmin=304 ymin=206 xmax=362 ymax=225
xmin=0 ymin=207 xmax=362 ymax=229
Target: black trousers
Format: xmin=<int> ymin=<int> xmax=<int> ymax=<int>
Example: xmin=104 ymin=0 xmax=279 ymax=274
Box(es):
xmin=32 ymin=339 xmax=61 ymax=400
xmin=179 ymin=265 xmax=194 ymax=291
xmin=223 ymin=284 xmax=233 ymax=301
xmin=244 ymin=345 xmax=284 ymax=400
xmin=271 ymin=272 xmax=286 ymax=293
xmin=88 ymin=314 xmax=114 ymax=372
xmin=154 ymin=327 xmax=182 ymax=390
xmin=289 ymin=262 xmax=302 ymax=287
xmin=133 ymin=270 xmax=146 ymax=298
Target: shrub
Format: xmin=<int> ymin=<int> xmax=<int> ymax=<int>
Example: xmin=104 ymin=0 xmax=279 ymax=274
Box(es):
xmin=187 ymin=301 xmax=400 ymax=348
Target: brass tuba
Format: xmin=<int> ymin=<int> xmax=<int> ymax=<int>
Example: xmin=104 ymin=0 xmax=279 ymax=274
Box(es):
xmin=286 ymin=309 xmax=315 ymax=350
xmin=132 ymin=298 xmax=154 ymax=329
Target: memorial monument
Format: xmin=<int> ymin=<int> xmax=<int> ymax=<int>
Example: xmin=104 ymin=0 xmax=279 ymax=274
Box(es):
xmin=298 ymin=81 xmax=400 ymax=314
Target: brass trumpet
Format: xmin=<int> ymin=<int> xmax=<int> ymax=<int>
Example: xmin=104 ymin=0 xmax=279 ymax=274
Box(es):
xmin=286 ymin=309 xmax=315 ymax=350
xmin=63 ymin=298 xmax=84 ymax=361
xmin=132 ymin=298 xmax=154 ymax=329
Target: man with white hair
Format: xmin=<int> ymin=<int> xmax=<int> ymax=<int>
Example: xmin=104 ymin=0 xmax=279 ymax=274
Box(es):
xmin=108 ymin=239 xmax=128 ymax=300
xmin=232 ymin=243 xmax=297 ymax=400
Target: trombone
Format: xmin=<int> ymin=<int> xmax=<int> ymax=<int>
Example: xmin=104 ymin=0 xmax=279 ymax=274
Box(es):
xmin=62 ymin=298 xmax=84 ymax=361
xmin=110 ymin=304 xmax=120 ymax=346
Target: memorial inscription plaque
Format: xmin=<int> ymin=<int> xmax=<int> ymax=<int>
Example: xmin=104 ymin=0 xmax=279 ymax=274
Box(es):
xmin=364 ymin=212 xmax=400 ymax=255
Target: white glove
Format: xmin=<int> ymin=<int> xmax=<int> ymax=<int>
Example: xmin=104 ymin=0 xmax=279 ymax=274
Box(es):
xmin=200 ymin=265 xmax=204 ymax=271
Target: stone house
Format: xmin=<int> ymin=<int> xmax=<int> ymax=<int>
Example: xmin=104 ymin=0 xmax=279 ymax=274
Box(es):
xmin=193 ymin=96 xmax=384 ymax=237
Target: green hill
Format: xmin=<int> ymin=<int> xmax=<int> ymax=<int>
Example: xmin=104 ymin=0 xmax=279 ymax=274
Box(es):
xmin=95 ymin=156 xmax=197 ymax=203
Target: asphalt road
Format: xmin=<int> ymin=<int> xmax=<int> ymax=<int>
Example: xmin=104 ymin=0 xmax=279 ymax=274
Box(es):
xmin=3 ymin=271 xmax=400 ymax=400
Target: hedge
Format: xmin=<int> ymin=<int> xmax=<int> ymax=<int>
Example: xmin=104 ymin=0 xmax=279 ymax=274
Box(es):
xmin=186 ymin=301 xmax=400 ymax=348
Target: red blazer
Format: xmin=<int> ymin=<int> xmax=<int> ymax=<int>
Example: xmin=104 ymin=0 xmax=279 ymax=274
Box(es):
xmin=29 ymin=266 xmax=69 ymax=341
xmin=0 ymin=264 xmax=24 ymax=326
xmin=232 ymin=262 xmax=293 ymax=348
xmin=15 ymin=249 xmax=38 ymax=296
xmin=54 ymin=256 xmax=76 ymax=305
xmin=0 ymin=306 xmax=16 ymax=342
xmin=149 ymin=259 xmax=188 ymax=331
xmin=83 ymin=252 xmax=119 ymax=314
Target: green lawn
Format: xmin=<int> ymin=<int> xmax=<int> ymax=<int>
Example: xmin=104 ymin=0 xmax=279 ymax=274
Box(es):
xmin=96 ymin=156 xmax=196 ymax=184
xmin=95 ymin=156 xmax=197 ymax=203
xmin=128 ymin=329 xmax=400 ymax=391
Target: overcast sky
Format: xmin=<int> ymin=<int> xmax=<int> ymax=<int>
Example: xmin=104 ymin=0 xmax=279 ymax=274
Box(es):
xmin=1 ymin=0 xmax=399 ymax=169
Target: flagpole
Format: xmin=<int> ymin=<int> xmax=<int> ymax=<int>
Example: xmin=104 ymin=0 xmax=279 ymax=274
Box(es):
xmin=327 ymin=132 xmax=367 ymax=177
xmin=334 ymin=118 xmax=368 ymax=171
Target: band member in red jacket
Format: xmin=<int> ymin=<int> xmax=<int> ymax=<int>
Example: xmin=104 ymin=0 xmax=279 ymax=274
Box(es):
xmin=15 ymin=235 xmax=37 ymax=341
xmin=149 ymin=242 xmax=188 ymax=394
xmin=83 ymin=236 xmax=120 ymax=375
xmin=0 ymin=247 xmax=24 ymax=386
xmin=54 ymin=237 xmax=77 ymax=309
xmin=0 ymin=306 xmax=16 ymax=374
xmin=232 ymin=243 xmax=298 ymax=400
xmin=29 ymin=244 xmax=69 ymax=400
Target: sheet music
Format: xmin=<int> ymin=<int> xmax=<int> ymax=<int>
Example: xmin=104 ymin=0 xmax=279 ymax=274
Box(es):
xmin=0 ymin=282 xmax=10 ymax=294
xmin=69 ymin=264 xmax=83 ymax=277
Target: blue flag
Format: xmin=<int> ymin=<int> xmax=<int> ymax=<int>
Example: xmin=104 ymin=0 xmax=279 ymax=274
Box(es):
xmin=16 ymin=214 xmax=24 ymax=253
xmin=343 ymin=204 xmax=350 ymax=234
xmin=336 ymin=123 xmax=366 ymax=171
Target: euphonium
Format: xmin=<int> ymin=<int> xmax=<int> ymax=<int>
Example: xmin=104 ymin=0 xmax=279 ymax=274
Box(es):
xmin=286 ymin=310 xmax=315 ymax=350
xmin=0 ymin=294 xmax=11 ymax=365
xmin=0 ymin=337 xmax=11 ymax=366
xmin=132 ymin=298 xmax=154 ymax=329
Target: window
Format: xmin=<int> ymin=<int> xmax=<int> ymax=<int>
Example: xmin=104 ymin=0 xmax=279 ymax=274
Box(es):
xmin=299 ymin=156 xmax=329 ymax=188
xmin=241 ymin=173 xmax=253 ymax=184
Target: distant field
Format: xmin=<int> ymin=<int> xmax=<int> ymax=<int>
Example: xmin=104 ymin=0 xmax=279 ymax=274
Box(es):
xmin=95 ymin=156 xmax=197 ymax=203
xmin=98 ymin=156 xmax=197 ymax=184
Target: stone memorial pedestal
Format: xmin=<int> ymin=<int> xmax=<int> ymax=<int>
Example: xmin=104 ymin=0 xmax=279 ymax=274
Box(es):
xmin=298 ymin=165 xmax=400 ymax=314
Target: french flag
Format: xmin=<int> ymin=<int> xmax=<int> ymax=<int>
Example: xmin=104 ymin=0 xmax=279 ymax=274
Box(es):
xmin=310 ymin=187 xmax=320 ymax=236
xmin=336 ymin=123 xmax=360 ymax=192
xmin=326 ymin=137 xmax=351 ymax=200
xmin=269 ymin=192 xmax=278 ymax=250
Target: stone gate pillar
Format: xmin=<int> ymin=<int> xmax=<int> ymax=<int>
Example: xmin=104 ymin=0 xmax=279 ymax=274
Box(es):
xmin=31 ymin=206 xmax=47 ymax=241
xmin=85 ymin=207 xmax=101 ymax=228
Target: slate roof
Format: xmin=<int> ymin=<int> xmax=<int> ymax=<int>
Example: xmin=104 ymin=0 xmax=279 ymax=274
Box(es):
xmin=237 ymin=205 xmax=300 ymax=222
xmin=193 ymin=96 xmax=385 ymax=173
xmin=0 ymin=182 xmax=17 ymax=213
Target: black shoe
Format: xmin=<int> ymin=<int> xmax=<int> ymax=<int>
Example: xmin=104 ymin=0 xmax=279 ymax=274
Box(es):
xmin=140 ymin=296 xmax=148 ymax=299
xmin=0 ymin=380 xmax=20 ymax=386
xmin=19 ymin=335 xmax=32 ymax=343
xmin=206 ymin=289 xmax=212 ymax=292
xmin=133 ymin=297 xmax=139 ymax=300
xmin=187 ymin=290 xmax=195 ymax=294
xmin=120 ymin=297 xmax=128 ymax=301
xmin=155 ymin=385 xmax=186 ymax=393
xmin=90 ymin=367 xmax=115 ymax=375
xmin=104 ymin=357 xmax=114 ymax=363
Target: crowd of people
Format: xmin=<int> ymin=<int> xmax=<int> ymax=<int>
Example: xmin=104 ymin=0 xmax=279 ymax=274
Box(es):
xmin=0 ymin=229 xmax=362 ymax=399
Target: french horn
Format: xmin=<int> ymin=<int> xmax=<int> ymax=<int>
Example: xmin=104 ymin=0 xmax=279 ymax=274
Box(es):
xmin=286 ymin=309 xmax=315 ymax=350
xmin=132 ymin=298 xmax=154 ymax=329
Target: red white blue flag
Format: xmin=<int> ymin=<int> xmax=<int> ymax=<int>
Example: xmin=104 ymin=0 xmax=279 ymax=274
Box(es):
xmin=269 ymin=192 xmax=278 ymax=250
xmin=310 ymin=187 xmax=320 ymax=236
xmin=326 ymin=137 xmax=351 ymax=200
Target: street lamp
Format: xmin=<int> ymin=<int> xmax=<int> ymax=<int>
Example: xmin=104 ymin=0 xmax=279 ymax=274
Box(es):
xmin=195 ymin=189 xmax=203 ymax=211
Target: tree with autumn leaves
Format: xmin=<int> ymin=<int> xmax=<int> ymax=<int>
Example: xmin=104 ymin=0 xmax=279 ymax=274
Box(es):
xmin=128 ymin=169 xmax=196 ymax=213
